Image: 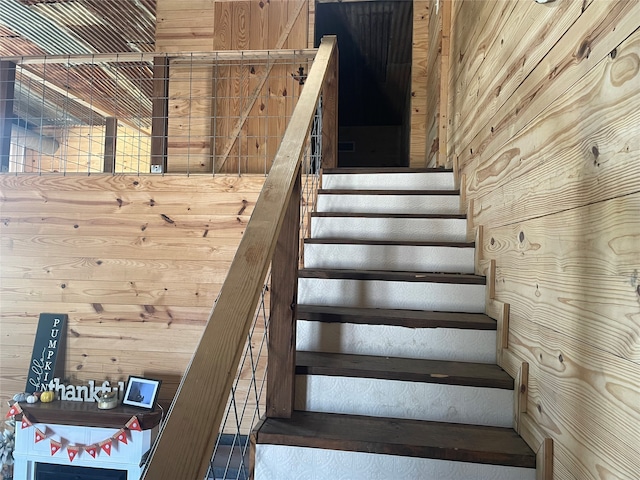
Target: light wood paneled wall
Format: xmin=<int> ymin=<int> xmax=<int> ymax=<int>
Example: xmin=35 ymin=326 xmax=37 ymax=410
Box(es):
xmin=156 ymin=0 xmax=309 ymax=174
xmin=23 ymin=125 xmax=151 ymax=174
xmin=445 ymin=0 xmax=640 ymax=477
xmin=409 ymin=0 xmax=429 ymax=166
xmin=0 ymin=174 xmax=265 ymax=409
xmin=424 ymin=0 xmax=442 ymax=167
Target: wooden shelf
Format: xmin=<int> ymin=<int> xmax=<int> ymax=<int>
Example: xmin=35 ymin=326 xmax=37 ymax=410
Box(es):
xmin=17 ymin=400 xmax=162 ymax=430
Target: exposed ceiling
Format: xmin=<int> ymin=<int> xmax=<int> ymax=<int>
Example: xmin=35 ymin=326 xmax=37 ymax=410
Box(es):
xmin=315 ymin=0 xmax=413 ymax=127
xmin=0 ymin=0 xmax=156 ymax=128
xmin=0 ymin=0 xmax=156 ymax=56
xmin=0 ymin=0 xmax=414 ymax=133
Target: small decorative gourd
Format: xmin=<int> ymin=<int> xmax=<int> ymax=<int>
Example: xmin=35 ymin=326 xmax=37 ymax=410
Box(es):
xmin=40 ymin=390 xmax=55 ymax=403
xmin=12 ymin=392 xmax=27 ymax=402
xmin=26 ymin=395 xmax=39 ymax=404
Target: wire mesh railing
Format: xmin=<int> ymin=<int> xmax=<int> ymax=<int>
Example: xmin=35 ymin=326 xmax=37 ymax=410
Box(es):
xmin=206 ymin=97 xmax=323 ymax=480
xmin=141 ymin=35 xmax=337 ymax=479
xmin=0 ymin=49 xmax=316 ymax=176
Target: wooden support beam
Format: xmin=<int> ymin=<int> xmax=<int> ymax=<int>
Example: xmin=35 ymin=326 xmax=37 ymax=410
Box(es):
xmin=0 ymin=61 xmax=16 ymax=173
xmin=515 ymin=361 xmax=529 ymax=434
xmin=151 ymin=57 xmax=169 ymax=173
xmin=267 ymin=169 xmax=301 ymax=418
xmin=103 ymin=117 xmax=117 ymax=173
xmin=474 ymin=223 xmax=482 ymax=274
xmin=536 ymin=438 xmax=554 ymax=480
xmin=466 ymin=196 xmax=474 ymax=242
xmin=438 ymin=0 xmax=452 ymax=167
xmin=321 ymin=39 xmax=338 ymax=169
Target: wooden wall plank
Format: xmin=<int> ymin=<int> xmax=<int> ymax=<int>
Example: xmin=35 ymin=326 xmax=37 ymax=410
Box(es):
xmin=451 ymin=1 xmax=640 ymax=477
xmin=0 ymin=214 xmax=250 ymax=238
xmin=510 ymin=321 xmax=640 ymax=479
xmin=447 ymin=0 xmax=516 ymax=153
xmin=0 ymin=190 xmax=257 ymax=216
xmin=438 ymin=0 xmax=451 ymax=168
xmin=0 ymin=174 xmax=265 ymax=408
xmin=424 ymin=0 xmax=441 ymax=167
xmin=450 ymin=0 xmax=582 ymax=162
xmin=0 ymin=172 xmax=266 ymax=192
xmin=470 ymin=28 xmax=640 ymax=227
xmin=409 ymin=1 xmax=429 ymax=167
xmin=457 ymin=0 xmax=640 ymax=173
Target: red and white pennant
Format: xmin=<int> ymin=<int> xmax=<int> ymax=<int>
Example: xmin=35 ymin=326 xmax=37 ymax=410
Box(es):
xmin=5 ymin=406 xmax=142 ymax=461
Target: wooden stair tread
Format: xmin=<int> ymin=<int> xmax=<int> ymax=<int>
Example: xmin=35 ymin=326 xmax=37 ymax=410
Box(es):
xmin=254 ymin=411 xmax=536 ymax=469
xmin=318 ymin=189 xmax=460 ymax=195
xmin=323 ymin=167 xmax=453 ymax=174
xmin=304 ymin=238 xmax=474 ymax=248
xmin=296 ymin=305 xmax=496 ymax=330
xmin=296 ymin=351 xmax=513 ymax=389
xmin=312 ymin=212 xmax=466 ymax=219
xmin=299 ymin=268 xmax=486 ymax=285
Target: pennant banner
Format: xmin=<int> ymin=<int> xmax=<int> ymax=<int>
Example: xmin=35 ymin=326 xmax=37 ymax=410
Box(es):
xmin=67 ymin=445 xmax=80 ymax=462
xmin=21 ymin=416 xmax=33 ymax=429
xmin=35 ymin=428 xmax=46 ymax=443
xmin=115 ymin=429 xmax=128 ymax=445
xmin=126 ymin=416 xmax=142 ymax=432
xmin=5 ymin=403 xmax=22 ymax=418
xmin=100 ymin=439 xmax=113 ymax=456
xmin=23 ymin=409 xmax=141 ymax=460
xmin=50 ymin=440 xmax=62 ymax=456
xmin=84 ymin=444 xmax=98 ymax=459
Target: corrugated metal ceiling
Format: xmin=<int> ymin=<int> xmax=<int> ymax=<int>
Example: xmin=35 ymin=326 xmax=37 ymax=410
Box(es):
xmin=315 ymin=0 xmax=413 ymax=127
xmin=0 ymin=0 xmax=156 ymax=128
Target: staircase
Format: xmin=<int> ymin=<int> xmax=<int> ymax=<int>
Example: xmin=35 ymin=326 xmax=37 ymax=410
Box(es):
xmin=253 ymin=168 xmax=536 ymax=479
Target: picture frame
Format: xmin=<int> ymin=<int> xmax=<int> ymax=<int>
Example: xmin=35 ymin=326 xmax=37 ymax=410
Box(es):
xmin=122 ymin=376 xmax=161 ymax=410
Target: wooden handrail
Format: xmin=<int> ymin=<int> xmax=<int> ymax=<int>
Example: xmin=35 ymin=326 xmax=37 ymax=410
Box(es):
xmin=141 ymin=36 xmax=337 ymax=480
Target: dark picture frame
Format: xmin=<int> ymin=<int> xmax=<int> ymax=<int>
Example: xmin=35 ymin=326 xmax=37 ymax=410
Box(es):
xmin=122 ymin=376 xmax=161 ymax=410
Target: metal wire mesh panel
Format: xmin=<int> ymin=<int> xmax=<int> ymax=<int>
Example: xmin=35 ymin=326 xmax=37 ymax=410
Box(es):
xmin=207 ymin=99 xmax=323 ymax=480
xmin=0 ymin=50 xmax=315 ymax=176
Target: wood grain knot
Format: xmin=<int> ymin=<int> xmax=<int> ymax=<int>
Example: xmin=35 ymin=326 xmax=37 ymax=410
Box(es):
xmin=577 ymin=39 xmax=591 ymax=60
xmin=519 ymin=231 xmax=525 ymax=242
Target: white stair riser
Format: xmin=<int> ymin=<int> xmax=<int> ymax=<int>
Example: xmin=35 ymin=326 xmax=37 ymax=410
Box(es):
xmin=322 ymin=172 xmax=455 ymax=190
xmin=296 ymin=322 xmax=497 ymax=363
xmin=311 ymin=217 xmax=468 ymax=242
xmin=255 ymin=445 xmax=536 ymax=480
xmin=316 ymin=194 xmax=460 ymax=214
xmin=298 ymin=278 xmax=486 ymax=312
xmin=304 ymin=243 xmax=476 ymax=273
xmin=295 ymin=376 xmax=513 ymax=427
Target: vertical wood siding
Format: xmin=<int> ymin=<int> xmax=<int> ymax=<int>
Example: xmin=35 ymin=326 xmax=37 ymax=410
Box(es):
xmin=155 ymin=0 xmax=309 ymax=174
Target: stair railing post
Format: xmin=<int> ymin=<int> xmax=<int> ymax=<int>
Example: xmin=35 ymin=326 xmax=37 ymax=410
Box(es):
xmin=321 ymin=38 xmax=338 ymax=169
xmin=267 ymin=167 xmax=302 ymax=418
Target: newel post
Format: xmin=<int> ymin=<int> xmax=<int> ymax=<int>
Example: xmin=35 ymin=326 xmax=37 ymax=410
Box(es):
xmin=322 ymin=37 xmax=338 ymax=169
xmin=267 ymin=168 xmax=301 ymax=418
